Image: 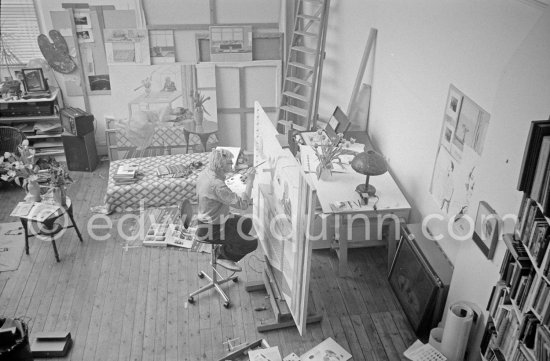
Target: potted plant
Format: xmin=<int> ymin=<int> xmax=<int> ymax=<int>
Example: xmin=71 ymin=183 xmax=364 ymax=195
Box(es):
xmin=190 ymin=90 xmax=210 ymax=127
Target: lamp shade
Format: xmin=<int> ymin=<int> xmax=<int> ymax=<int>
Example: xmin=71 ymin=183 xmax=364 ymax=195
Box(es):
xmin=351 ymin=150 xmax=387 ymax=197
xmin=351 ymin=150 xmax=387 ymax=176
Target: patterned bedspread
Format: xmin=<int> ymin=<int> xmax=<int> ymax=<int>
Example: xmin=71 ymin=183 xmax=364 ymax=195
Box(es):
xmin=104 ymin=153 xmax=209 ymax=212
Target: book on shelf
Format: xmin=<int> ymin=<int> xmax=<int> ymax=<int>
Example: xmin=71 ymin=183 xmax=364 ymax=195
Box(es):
xmin=534 ymin=324 xmax=550 ymax=361
xmin=531 ymin=136 xmax=550 ymax=202
xmin=519 ymin=312 xmax=540 ymax=348
xmin=517 ymin=271 xmax=536 ymax=311
xmin=528 ymin=221 xmax=549 ymax=266
xmin=503 ymin=234 xmax=530 ymax=263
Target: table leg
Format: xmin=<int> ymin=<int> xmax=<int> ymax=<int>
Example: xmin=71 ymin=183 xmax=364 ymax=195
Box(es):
xmin=337 ymin=215 xmax=348 ymax=277
xmin=184 ymin=130 xmax=191 ymax=154
xmin=20 ymin=218 xmax=29 ymax=255
xmin=199 ymin=134 xmax=211 ymax=152
xmin=67 ymin=208 xmax=84 ymax=243
xmin=387 ymin=218 xmax=398 ymax=274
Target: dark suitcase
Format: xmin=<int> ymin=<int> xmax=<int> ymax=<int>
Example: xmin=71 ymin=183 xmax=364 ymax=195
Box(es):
xmin=60 ymin=107 xmax=94 ymax=136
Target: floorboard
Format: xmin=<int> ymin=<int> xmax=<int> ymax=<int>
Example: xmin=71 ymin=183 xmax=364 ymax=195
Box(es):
xmin=0 ymin=160 xmax=416 ymax=360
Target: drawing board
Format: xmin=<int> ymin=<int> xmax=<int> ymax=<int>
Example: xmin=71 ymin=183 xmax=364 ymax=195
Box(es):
xmin=253 ymin=102 xmax=315 ymax=335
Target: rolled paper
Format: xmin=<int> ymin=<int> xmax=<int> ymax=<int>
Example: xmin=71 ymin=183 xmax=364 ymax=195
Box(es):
xmin=440 ymin=302 xmax=474 ymax=361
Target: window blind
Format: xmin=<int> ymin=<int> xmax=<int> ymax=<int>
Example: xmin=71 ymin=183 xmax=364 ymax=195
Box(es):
xmin=0 ymin=0 xmax=43 ymax=64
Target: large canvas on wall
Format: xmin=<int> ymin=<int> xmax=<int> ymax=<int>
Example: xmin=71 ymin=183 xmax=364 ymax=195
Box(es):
xmin=429 ymin=85 xmax=490 ymax=222
xmin=109 ymin=63 xmax=194 ymax=121
xmin=253 ymin=102 xmax=314 ymax=335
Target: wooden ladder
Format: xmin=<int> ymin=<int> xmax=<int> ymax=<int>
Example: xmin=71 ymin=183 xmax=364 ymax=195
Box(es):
xmin=278 ymin=0 xmax=330 ymax=133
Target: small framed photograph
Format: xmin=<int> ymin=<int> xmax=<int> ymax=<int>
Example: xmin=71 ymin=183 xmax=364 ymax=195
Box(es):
xmin=88 ymin=74 xmax=111 ymax=91
xmin=22 ymin=68 xmax=48 ymax=93
xmin=76 ymin=30 xmax=94 ymax=43
xmin=74 ymin=12 xmax=91 ymax=28
xmin=445 ymin=86 xmax=463 ymax=121
xmin=472 ymin=201 xmax=500 ymax=260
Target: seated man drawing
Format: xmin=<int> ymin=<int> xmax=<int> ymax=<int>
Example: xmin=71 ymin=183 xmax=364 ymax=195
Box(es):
xmin=195 ymin=148 xmax=257 ymax=271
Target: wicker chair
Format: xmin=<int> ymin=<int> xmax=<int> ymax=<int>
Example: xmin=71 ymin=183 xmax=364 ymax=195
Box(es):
xmin=0 ymin=126 xmax=26 ymax=155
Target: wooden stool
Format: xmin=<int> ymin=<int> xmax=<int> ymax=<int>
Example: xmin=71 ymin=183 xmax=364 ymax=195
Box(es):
xmin=38 ymin=223 xmax=64 ymax=262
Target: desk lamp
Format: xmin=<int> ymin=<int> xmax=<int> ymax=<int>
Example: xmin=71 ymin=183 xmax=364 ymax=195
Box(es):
xmin=350 ymin=150 xmax=387 ymax=197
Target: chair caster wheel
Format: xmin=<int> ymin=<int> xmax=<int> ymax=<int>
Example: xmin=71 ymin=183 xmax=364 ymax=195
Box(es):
xmin=188 ymin=296 xmax=194 ymax=304
xmin=198 ymin=272 xmax=204 ymax=279
xmin=223 ymin=301 xmax=231 ymax=308
xmin=233 ymin=277 xmax=239 ymax=283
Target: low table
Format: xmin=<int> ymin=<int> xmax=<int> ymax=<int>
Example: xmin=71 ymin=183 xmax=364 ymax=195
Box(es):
xmin=104 ymin=152 xmax=210 ymax=212
xmin=16 ymin=197 xmax=83 ymax=262
xmin=182 ymin=120 xmax=218 ymax=153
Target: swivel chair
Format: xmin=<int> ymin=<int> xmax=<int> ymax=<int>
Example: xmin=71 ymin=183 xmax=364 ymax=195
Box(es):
xmin=180 ymin=200 xmax=240 ymax=308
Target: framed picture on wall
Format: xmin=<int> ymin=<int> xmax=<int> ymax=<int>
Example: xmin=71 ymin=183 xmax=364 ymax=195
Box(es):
xmin=445 ymin=87 xmax=463 ymax=122
xmin=22 ymin=68 xmax=48 ymax=93
xmin=472 ymin=201 xmax=500 ymax=260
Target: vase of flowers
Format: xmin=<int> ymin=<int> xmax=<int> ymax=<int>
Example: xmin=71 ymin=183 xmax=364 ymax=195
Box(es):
xmin=49 ymin=164 xmax=73 ymax=207
xmin=312 ymin=130 xmax=345 ymax=180
xmin=0 ymin=140 xmax=41 ymax=200
xmin=191 ymin=90 xmax=210 ymax=127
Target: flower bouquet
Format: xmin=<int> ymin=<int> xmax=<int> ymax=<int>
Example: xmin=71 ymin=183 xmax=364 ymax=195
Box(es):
xmin=311 ymin=130 xmax=345 ymax=179
xmin=47 ymin=162 xmax=73 ymax=207
xmin=0 ymin=140 xmax=40 ymax=187
xmin=190 ymin=90 xmax=210 ymax=127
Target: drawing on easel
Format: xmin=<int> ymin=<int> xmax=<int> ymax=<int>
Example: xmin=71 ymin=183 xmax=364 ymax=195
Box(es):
xmin=429 ymin=84 xmax=490 ymax=218
xmin=253 ymin=102 xmax=316 ymax=335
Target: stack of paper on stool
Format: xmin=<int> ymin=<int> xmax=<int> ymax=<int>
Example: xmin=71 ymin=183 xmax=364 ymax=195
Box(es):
xmin=31 ymin=331 xmax=72 ymax=358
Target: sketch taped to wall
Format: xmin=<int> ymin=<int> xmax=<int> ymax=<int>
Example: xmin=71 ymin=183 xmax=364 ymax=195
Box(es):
xmin=430 ymin=84 xmax=490 ymax=218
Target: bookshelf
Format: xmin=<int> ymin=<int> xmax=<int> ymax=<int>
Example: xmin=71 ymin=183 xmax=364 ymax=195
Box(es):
xmin=0 ymin=89 xmax=65 ymax=160
xmin=481 ymin=120 xmax=550 ymax=361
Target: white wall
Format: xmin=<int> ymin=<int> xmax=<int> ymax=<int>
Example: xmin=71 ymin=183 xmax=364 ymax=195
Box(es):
xmin=321 ymin=0 xmax=550 ymax=358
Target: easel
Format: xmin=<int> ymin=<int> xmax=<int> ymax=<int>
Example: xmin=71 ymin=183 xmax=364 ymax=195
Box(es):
xmin=245 ymin=257 xmax=322 ymax=332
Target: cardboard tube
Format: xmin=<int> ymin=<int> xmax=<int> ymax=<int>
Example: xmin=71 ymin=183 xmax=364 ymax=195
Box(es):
xmin=441 ymin=302 xmax=474 ymax=361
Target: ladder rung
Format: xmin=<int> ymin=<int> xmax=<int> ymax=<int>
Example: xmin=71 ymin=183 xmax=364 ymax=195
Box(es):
xmin=283 ymin=91 xmax=309 ymax=103
xmin=289 ymin=61 xmax=313 ymax=71
xmin=297 ymin=14 xmax=321 ymax=22
xmin=292 ymin=46 xmax=317 ymax=55
xmin=286 ymin=76 xmax=313 ymax=87
xmin=294 ymin=30 xmax=318 ymax=38
xmin=278 ymin=120 xmax=307 ymax=132
xmin=281 ymin=105 xmax=307 ymax=118
xmin=302 ymin=0 xmax=323 ymax=4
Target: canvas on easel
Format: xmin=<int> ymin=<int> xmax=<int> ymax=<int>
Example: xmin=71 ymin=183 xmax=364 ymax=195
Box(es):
xmin=250 ymin=101 xmax=320 ymax=335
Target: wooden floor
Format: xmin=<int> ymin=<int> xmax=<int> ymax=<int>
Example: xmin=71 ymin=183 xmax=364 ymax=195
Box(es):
xmin=0 ymin=161 xmax=415 ymax=361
